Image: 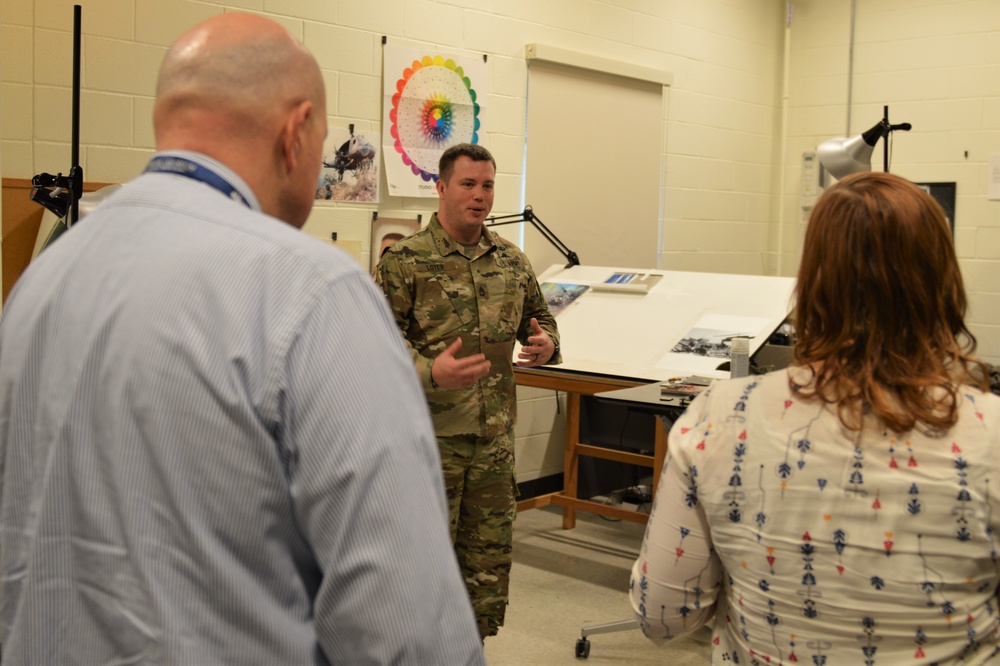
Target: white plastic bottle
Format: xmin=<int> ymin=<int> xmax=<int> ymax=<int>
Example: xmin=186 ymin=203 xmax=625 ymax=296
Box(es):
xmin=730 ymin=337 xmax=750 ymax=378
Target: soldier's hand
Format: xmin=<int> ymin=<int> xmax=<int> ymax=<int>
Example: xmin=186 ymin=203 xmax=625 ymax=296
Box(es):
xmin=515 ymin=318 xmax=555 ymax=367
xmin=431 ymin=338 xmax=492 ymax=389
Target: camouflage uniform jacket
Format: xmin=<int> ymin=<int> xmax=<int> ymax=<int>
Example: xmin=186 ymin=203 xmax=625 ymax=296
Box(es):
xmin=376 ymin=213 xmax=561 ymax=438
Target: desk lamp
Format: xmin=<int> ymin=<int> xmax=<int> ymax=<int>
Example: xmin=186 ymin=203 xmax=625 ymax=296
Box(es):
xmin=817 ymin=105 xmax=911 ymax=179
xmin=485 ymin=206 xmax=580 ymax=268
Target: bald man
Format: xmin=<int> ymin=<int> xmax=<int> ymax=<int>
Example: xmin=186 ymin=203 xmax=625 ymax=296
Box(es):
xmin=0 ymin=14 xmax=484 ymax=665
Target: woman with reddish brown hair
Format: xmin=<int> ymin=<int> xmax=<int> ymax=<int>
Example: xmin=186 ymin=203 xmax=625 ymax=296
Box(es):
xmin=794 ymin=171 xmax=985 ymax=433
xmin=630 ymin=172 xmax=1000 ymax=664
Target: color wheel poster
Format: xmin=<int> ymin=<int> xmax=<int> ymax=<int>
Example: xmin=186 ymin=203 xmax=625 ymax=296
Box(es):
xmin=382 ymin=41 xmax=488 ymax=198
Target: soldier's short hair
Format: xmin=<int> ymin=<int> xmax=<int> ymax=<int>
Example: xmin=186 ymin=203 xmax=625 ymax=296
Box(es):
xmin=438 ymin=143 xmax=495 ymax=183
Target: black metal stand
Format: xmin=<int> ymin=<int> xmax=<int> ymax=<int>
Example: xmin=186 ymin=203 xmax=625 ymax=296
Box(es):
xmin=878 ymin=104 xmax=912 ymax=172
xmin=485 ymin=205 xmax=580 ymax=268
xmin=30 ymin=5 xmax=83 ymax=239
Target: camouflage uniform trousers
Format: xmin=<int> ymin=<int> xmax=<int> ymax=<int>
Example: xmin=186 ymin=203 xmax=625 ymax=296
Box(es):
xmin=438 ymin=430 xmax=517 ymax=639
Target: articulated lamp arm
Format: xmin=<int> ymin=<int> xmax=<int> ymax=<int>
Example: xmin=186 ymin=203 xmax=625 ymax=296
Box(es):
xmin=485 ymin=205 xmax=580 ymax=268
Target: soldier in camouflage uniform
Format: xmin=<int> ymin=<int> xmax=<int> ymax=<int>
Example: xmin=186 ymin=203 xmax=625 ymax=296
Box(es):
xmin=376 ymin=143 xmax=561 ymax=639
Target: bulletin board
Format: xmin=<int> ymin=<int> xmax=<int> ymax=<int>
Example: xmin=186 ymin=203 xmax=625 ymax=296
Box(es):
xmin=528 ymin=264 xmax=796 ymax=382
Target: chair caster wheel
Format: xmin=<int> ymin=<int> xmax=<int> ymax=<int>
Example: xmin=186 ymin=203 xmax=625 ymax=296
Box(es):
xmin=575 ymin=637 xmax=590 ymax=658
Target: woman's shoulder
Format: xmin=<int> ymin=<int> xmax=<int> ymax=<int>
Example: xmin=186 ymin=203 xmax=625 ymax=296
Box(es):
xmin=958 ymin=385 xmax=1000 ymax=424
xmin=696 ymin=368 xmax=795 ymax=404
xmin=672 ymin=369 xmax=797 ymax=431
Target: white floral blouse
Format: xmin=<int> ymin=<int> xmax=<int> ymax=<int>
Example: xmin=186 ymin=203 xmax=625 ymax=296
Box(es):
xmin=630 ymin=368 xmax=1000 ymax=664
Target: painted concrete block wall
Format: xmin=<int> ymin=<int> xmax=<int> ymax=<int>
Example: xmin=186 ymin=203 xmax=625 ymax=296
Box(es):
xmin=2 ymin=0 xmax=788 ymax=270
xmin=512 ymin=386 xmax=567 ymax=483
xmin=659 ymin=2 xmax=786 ymax=275
xmin=783 ymin=0 xmax=1000 ymax=363
xmin=0 ymin=0 xmax=791 ymax=485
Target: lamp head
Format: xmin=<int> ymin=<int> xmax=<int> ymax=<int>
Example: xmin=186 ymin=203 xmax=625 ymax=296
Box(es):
xmin=816 ymin=122 xmax=885 ymax=180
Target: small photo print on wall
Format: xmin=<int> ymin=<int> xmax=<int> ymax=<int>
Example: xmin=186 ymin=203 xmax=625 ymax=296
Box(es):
xmin=316 ymin=124 xmax=379 ymax=203
xmin=371 ymin=215 xmax=421 ymax=273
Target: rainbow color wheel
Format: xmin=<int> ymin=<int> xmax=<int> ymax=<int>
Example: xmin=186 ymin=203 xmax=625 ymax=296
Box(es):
xmin=390 ymin=55 xmax=481 ymax=182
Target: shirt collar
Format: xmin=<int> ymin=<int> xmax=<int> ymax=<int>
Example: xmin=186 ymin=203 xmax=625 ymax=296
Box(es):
xmin=428 ymin=213 xmax=498 ymax=258
xmin=149 ymin=150 xmax=262 ymax=212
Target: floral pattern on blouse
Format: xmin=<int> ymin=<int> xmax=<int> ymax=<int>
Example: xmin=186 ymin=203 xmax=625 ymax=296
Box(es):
xmin=630 ymin=368 xmax=1000 ymax=665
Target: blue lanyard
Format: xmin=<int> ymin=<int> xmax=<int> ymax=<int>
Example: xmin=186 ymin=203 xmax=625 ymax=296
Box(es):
xmin=145 ymin=155 xmax=251 ymax=209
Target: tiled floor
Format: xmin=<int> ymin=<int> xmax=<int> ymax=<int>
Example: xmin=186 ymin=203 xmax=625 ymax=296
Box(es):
xmin=483 ymin=505 xmax=712 ymax=665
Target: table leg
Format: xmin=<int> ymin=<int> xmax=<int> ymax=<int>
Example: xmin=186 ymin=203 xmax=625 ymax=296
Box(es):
xmin=562 ymin=392 xmax=581 ymax=529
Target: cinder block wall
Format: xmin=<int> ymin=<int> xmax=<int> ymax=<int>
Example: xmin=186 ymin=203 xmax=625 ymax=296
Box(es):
xmin=1 ymin=0 xmax=786 ymax=271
